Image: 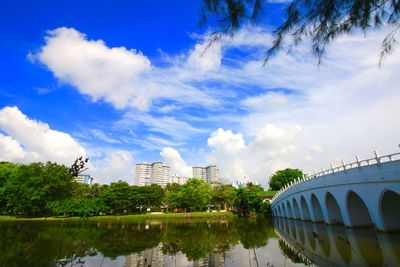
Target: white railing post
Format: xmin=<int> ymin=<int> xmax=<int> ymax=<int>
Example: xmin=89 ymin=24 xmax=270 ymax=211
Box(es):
xmin=355 ymin=155 xmax=360 ymax=167
xmin=330 ymin=163 xmax=334 ymax=173
xmin=374 ymin=150 xmax=381 ymax=164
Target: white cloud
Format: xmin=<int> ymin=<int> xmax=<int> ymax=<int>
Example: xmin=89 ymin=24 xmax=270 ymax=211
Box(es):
xmin=90 ymin=129 xmax=121 ymax=144
xmin=226 ymin=28 xmax=400 ymax=179
xmin=0 ymin=106 xmax=86 ymax=164
xmin=0 ymin=134 xmax=25 ymax=161
xmin=0 ymin=106 xmax=135 ymax=184
xmin=158 ymin=104 xmax=180 ymax=113
xmin=241 ymin=91 xmax=289 ymax=111
xmin=187 ymin=41 xmax=222 ymax=72
xmin=115 ymin=111 xmax=206 ymax=141
xmin=27 ymin=25 xmax=400 ymax=188
xmin=207 ymin=128 xmax=247 ymax=181
xmin=208 ymin=128 xmax=245 ymax=153
xmin=206 ymin=124 xmax=302 ymax=185
xmin=34 ymin=27 xmax=219 ymax=111
xmin=160 ymin=147 xmax=192 ymax=177
xmin=90 ymin=150 xmax=135 ymax=185
xmin=37 ymin=27 xmax=152 ymax=110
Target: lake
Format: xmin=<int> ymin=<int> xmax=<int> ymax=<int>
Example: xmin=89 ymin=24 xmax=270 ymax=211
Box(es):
xmin=1 ymin=217 xmax=399 ymax=266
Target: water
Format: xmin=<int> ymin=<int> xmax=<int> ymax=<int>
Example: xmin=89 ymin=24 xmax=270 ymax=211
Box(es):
xmin=0 ymin=217 xmax=399 ymax=267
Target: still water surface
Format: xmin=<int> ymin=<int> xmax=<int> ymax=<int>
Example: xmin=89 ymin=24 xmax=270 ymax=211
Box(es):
xmin=0 ymin=217 xmax=399 ymax=267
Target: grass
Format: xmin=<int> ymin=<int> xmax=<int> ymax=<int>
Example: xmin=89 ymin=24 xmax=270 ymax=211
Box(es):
xmin=0 ymin=211 xmax=235 ymax=222
xmin=261 ymin=190 xmax=277 ymax=197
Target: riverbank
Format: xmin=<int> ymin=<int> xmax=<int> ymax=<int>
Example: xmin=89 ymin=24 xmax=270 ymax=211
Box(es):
xmin=0 ymin=211 xmax=235 ymax=222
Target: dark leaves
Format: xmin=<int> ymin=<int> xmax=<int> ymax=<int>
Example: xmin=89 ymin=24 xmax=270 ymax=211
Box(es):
xmin=201 ymin=0 xmax=400 ymax=64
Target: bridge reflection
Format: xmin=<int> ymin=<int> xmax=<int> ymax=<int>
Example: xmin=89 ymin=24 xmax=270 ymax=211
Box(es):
xmin=274 ymin=218 xmax=400 ymax=267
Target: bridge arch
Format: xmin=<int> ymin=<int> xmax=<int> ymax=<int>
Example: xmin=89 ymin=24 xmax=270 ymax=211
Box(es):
xmin=278 ymin=206 xmax=282 ymax=217
xmin=310 ymin=194 xmax=324 ymax=222
xmin=300 ymin=196 xmax=311 ymax=221
xmin=346 ymin=190 xmax=373 ymax=227
xmin=325 ymin=192 xmax=344 ymax=224
xmin=292 ymin=198 xmax=301 ymax=219
xmin=380 ymin=189 xmax=400 ymax=231
xmin=286 ymin=200 xmax=294 ymax=219
xmin=282 ymin=203 xmax=288 ymax=218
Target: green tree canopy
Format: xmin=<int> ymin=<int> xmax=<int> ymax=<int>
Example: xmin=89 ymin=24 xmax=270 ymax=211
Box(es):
xmin=179 ymin=179 xmax=212 ymax=211
xmin=211 ymin=183 xmax=237 ymax=210
xmin=163 ymin=183 xmax=183 ymax=211
xmin=268 ymin=168 xmax=304 ymax=191
xmin=235 ymin=183 xmax=264 ymax=216
xmin=2 ymin=162 xmax=74 ymax=215
xmin=100 ymin=181 xmax=131 ymax=214
xmin=201 ymin=0 xmax=400 ymax=64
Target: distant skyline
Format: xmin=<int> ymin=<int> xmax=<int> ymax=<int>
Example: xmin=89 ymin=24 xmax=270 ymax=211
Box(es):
xmin=1 ymin=1 xmax=399 ymax=187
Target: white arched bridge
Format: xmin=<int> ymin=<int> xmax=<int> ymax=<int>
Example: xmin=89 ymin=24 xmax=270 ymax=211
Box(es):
xmin=271 ymin=148 xmax=400 ymax=232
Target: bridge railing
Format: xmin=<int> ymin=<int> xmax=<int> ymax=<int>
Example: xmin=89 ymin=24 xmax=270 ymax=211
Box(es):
xmin=271 ymin=147 xmax=400 ymax=203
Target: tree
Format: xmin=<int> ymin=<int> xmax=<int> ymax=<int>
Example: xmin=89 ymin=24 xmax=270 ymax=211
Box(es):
xmin=0 ymin=162 xmax=18 ymax=213
xmin=211 ymin=183 xmax=237 ymax=210
xmin=100 ymin=181 xmax=131 ymax=214
xmin=48 ymin=198 xmax=107 ymax=218
xmin=2 ymin=162 xmax=74 ymax=215
xmin=268 ymin=168 xmax=303 ymax=191
xmin=163 ymin=183 xmax=183 ymax=211
xmin=201 ymin=0 xmax=400 ymax=64
xmin=136 ymin=184 xmax=165 ymax=209
xmin=180 ymin=179 xmax=212 ymax=211
xmin=235 ymin=183 xmax=264 ymax=216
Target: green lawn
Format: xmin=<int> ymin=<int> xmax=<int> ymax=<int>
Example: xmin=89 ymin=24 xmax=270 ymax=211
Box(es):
xmin=261 ymin=190 xmax=277 ymax=197
xmin=0 ymin=211 xmax=235 ymax=222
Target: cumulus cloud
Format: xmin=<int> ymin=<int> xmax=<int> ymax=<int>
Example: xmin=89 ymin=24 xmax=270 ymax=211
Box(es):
xmin=0 ymin=106 xmax=86 ymax=164
xmin=206 ymin=124 xmax=302 ymax=185
xmin=233 ymin=28 xmax=400 ymax=174
xmin=0 ymin=106 xmax=136 ymax=184
xmin=90 ymin=150 xmax=135 ymax=184
xmin=37 ymin=27 xmax=152 ymax=110
xmin=0 ymin=134 xmax=25 ymax=161
xmin=160 ymin=147 xmax=192 ymax=177
xmin=26 ymin=25 xmax=400 ymax=187
xmin=34 ymin=27 xmax=218 ymax=111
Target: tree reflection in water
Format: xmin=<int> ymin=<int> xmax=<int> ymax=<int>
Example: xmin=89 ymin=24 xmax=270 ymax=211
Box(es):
xmin=2 ymin=218 xmax=398 ymax=267
xmin=0 ymin=218 xmax=275 ymax=267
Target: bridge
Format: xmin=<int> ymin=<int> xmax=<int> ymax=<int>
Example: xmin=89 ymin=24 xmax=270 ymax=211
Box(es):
xmin=273 ymin=218 xmax=400 ymax=266
xmin=271 ymin=148 xmax=400 ymax=232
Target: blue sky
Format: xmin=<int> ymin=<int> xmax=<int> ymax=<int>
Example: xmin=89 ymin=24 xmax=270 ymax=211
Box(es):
xmin=1 ymin=0 xmax=399 ymax=187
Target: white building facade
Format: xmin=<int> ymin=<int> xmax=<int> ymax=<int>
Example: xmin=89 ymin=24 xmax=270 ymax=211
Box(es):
xmin=192 ymin=165 xmax=219 ymax=183
xmin=135 ymin=162 xmax=170 ymax=187
xmin=74 ymin=174 xmax=94 ymax=186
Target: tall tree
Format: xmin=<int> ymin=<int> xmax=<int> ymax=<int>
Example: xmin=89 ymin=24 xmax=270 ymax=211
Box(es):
xmin=180 ymin=179 xmax=212 ymax=211
xmin=163 ymin=183 xmax=183 ymax=211
xmin=211 ymin=183 xmax=237 ymax=210
xmin=268 ymin=168 xmax=304 ymax=190
xmin=201 ymin=0 xmax=400 ymax=64
xmin=2 ymin=162 xmax=74 ymax=215
xmin=100 ymin=181 xmax=131 ymax=214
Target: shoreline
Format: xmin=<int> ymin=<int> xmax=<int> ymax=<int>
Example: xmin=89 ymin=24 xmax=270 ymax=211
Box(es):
xmin=0 ymin=211 xmax=236 ymax=222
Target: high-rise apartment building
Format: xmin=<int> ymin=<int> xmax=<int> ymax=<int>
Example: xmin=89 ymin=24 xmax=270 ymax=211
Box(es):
xmin=192 ymin=165 xmax=219 ymax=183
xmin=205 ymin=165 xmax=218 ymax=183
xmin=192 ymin=166 xmax=206 ymax=181
xmin=135 ymin=163 xmax=152 ymax=186
xmin=135 ymin=162 xmax=170 ymax=187
xmin=170 ymin=174 xmax=188 ymax=185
